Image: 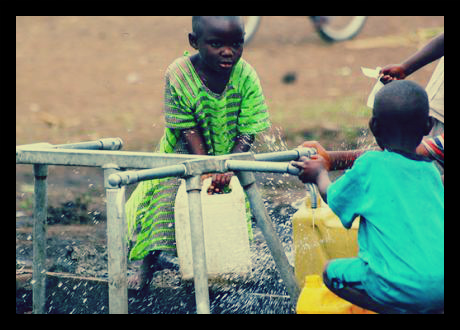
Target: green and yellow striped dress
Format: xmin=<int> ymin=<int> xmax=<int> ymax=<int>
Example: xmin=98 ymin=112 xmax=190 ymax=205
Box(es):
xmin=125 ymin=55 xmax=270 ymax=260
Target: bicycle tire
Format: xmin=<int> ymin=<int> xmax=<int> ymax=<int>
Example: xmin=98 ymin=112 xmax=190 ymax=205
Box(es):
xmin=314 ymin=16 xmax=367 ymax=42
xmin=243 ymin=16 xmax=262 ymax=45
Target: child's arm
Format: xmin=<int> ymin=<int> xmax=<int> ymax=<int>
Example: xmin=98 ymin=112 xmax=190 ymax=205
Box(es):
xmin=380 ymin=32 xmax=444 ymax=83
xmin=300 ymin=141 xmax=368 ymax=171
xmin=182 ymin=128 xmax=208 ymax=155
xmin=232 ymin=134 xmax=255 ymax=153
xmin=291 ymin=155 xmax=331 ymax=203
xmin=210 ymin=134 xmax=255 ymax=192
xmin=182 ymin=129 xmax=253 ymax=193
xmin=182 ymin=128 xmax=217 ymax=191
xmin=314 ymin=168 xmax=331 ymax=203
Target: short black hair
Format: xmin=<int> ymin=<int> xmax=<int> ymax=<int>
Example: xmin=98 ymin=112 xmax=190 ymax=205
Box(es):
xmin=372 ymin=80 xmax=430 ymax=149
xmin=192 ymin=16 xmax=243 ymax=38
xmin=374 ymin=80 xmax=429 ymax=127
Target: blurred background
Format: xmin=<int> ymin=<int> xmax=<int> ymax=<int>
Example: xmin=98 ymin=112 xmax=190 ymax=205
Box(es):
xmin=16 ymin=16 xmax=444 ymax=150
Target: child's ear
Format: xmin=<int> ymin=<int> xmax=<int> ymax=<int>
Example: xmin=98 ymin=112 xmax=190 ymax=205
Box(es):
xmin=188 ymin=33 xmax=198 ymax=50
xmin=369 ymin=117 xmax=386 ymax=150
xmin=369 ymin=117 xmax=379 ymax=137
xmin=424 ymin=116 xmax=435 ymax=135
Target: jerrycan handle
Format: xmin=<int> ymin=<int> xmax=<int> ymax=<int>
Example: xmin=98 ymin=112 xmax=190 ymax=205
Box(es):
xmin=306 ymin=183 xmax=319 ymax=209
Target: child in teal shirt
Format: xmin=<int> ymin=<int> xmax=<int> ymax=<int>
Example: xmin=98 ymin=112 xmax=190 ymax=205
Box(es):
xmin=292 ymin=80 xmax=444 ymax=313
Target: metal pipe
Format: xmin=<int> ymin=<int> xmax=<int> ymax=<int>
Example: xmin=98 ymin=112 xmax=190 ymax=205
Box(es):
xmin=226 ymin=160 xmax=301 ymax=175
xmin=253 ymin=147 xmax=316 ymax=162
xmin=32 ymin=164 xmax=48 ymax=314
xmin=236 ymin=171 xmax=301 ymax=307
xmin=108 ymin=164 xmax=187 ymax=187
xmin=108 ymin=158 xmax=303 ymax=188
xmin=306 ymin=183 xmax=319 ymax=209
xmin=185 ymin=175 xmax=211 ymax=314
xmin=17 ymin=138 xmax=124 ymax=151
xmin=104 ymin=164 xmax=128 ymax=314
xmin=16 ymin=148 xmax=208 ymax=169
xmin=16 ymin=146 xmax=313 ymax=170
xmin=54 ymin=137 xmax=124 ymax=150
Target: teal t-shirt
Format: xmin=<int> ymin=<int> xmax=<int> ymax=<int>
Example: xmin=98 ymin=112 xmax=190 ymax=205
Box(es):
xmin=327 ymin=150 xmax=444 ymax=312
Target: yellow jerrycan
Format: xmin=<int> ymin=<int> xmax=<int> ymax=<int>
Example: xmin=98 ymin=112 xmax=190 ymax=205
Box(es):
xmin=296 ymin=274 xmax=376 ymax=314
xmin=293 ymin=183 xmax=359 ymax=288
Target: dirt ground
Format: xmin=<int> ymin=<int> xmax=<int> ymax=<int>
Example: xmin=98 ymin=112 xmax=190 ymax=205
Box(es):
xmin=16 ymin=16 xmax=444 ymax=313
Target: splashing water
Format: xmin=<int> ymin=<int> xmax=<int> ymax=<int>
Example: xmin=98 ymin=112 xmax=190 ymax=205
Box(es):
xmin=127 ymin=128 xmax=306 ymax=314
xmin=20 ymin=127 xmax=372 ymax=314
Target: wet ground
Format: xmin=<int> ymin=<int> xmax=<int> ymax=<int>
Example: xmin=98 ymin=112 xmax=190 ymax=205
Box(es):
xmin=17 ymin=240 xmax=297 ymax=314
xmin=16 ymin=172 xmax=307 ymax=314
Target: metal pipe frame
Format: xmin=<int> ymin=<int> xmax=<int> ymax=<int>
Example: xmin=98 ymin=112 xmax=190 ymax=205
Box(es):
xmin=18 ymin=139 xmax=126 ymax=314
xmin=185 ymin=175 xmax=210 ymax=314
xmin=16 ymin=137 xmax=316 ymax=314
xmin=16 ymin=144 xmax=312 ymax=170
xmin=32 ymin=164 xmax=48 ymax=314
xmin=106 ymin=150 xmax=315 ymax=313
xmin=104 ymin=164 xmax=128 ymax=314
xmin=107 ymin=158 xmax=306 ymax=187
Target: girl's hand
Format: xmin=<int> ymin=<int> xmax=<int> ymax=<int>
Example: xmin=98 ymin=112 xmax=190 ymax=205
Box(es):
xmin=207 ymin=172 xmax=234 ymax=194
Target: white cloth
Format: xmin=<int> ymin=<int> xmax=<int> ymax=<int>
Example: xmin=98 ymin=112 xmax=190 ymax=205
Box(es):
xmin=426 ymin=57 xmax=444 ymax=124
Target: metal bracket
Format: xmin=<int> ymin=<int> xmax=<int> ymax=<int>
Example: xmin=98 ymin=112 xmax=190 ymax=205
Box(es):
xmin=182 ymin=157 xmax=227 ymax=177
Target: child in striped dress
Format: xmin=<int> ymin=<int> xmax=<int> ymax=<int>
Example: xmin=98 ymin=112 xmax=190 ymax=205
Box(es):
xmin=126 ymin=16 xmax=271 ymax=290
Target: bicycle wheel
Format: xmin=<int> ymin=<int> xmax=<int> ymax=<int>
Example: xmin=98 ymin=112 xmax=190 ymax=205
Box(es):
xmin=313 ymin=16 xmax=367 ymax=42
xmin=243 ymin=16 xmax=262 ymax=45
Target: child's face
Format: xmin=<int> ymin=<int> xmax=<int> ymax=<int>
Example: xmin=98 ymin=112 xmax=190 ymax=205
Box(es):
xmin=190 ymin=17 xmax=245 ymax=74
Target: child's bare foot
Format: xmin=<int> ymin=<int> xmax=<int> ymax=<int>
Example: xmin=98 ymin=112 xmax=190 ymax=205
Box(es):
xmin=128 ymin=251 xmax=160 ymax=291
xmin=127 ymin=272 xmax=145 ymax=290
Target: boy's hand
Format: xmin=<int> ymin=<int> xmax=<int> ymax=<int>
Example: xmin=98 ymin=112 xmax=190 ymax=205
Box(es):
xmin=291 ymin=155 xmax=327 ymax=184
xmin=299 ymin=141 xmax=331 ymax=171
xmin=291 ymin=155 xmax=331 ymax=203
